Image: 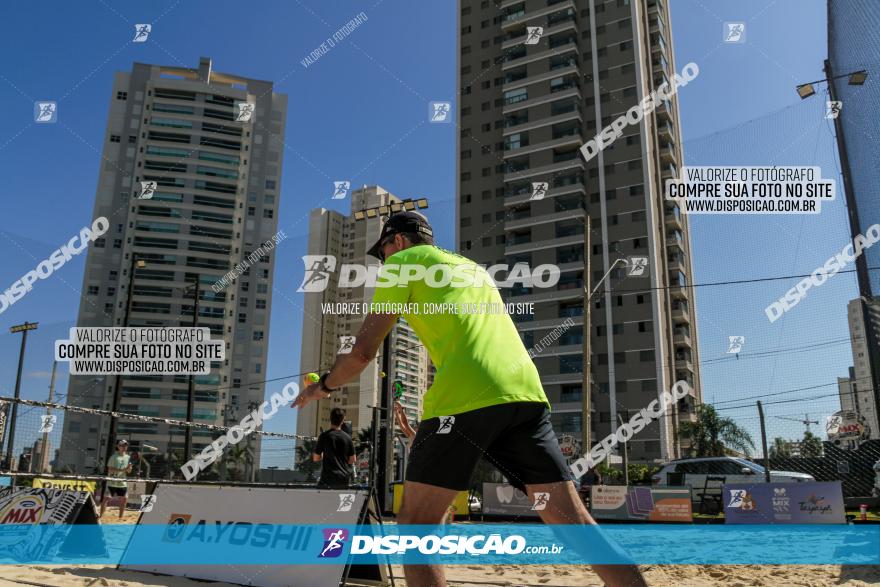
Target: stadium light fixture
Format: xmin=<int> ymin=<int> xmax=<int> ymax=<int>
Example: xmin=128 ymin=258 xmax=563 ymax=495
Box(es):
xmin=9 ymin=322 xmax=38 ymax=334
xmin=796 ymin=84 xmax=816 ymax=99
xmin=848 ymin=70 xmax=868 ymax=85
xmin=415 ymin=198 xmax=429 ymax=209
xmin=354 ymin=210 xmax=366 ymax=221
xmin=403 ymin=200 xmax=416 ymax=211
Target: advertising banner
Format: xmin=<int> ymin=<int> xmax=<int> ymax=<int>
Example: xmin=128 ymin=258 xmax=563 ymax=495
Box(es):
xmin=589 ymin=486 xmax=693 ymax=522
xmin=0 ymin=486 xmax=101 ymax=561
xmin=723 ymin=481 xmax=846 ymax=524
xmin=482 ymin=483 xmax=541 ymax=518
xmin=32 ymin=477 xmax=96 ymax=494
xmin=122 ymin=484 xmax=386 ymax=587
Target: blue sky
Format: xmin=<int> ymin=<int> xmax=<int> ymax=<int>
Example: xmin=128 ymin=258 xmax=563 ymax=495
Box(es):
xmin=0 ymin=0 xmax=860 ymax=465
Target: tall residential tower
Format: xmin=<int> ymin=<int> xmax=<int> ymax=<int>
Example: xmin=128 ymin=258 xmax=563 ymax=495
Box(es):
xmin=457 ymin=0 xmax=700 ymax=463
xmin=58 ymin=58 xmax=287 ymax=475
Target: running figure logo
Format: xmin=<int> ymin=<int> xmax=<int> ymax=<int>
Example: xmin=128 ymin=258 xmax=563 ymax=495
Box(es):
xmin=530 ymin=182 xmax=549 ymax=201
xmin=436 ymin=416 xmax=455 ymax=434
xmin=139 ymin=181 xmax=157 ymax=200
xmin=297 ymin=255 xmax=338 ymax=292
xmin=39 ymin=415 xmax=56 ymax=433
xmin=333 ymin=181 xmax=350 ymax=200
xmin=723 ymin=22 xmax=745 ymax=43
xmin=430 ymin=101 xmax=452 ymax=123
xmin=140 ymin=495 xmax=157 ymax=512
xmin=524 ymin=26 xmax=543 ymax=45
xmin=338 ymin=336 xmax=356 ymax=355
xmin=34 ymin=102 xmax=57 ymax=123
xmin=727 ymin=335 xmax=745 ymax=354
xmin=337 ymin=493 xmax=356 ymax=512
xmin=825 ymin=101 xmax=842 ymax=119
xmin=319 ymin=528 xmax=348 ymax=558
xmin=531 ymin=492 xmax=550 ymax=511
xmin=133 ymin=24 xmax=152 ymax=43
xmin=234 ymin=101 xmax=255 ymax=122
xmin=627 ymin=257 xmax=648 ymax=276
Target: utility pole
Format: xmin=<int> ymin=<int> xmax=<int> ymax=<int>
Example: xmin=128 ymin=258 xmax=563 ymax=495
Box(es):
xmin=5 ymin=322 xmax=38 ymax=477
xmin=824 ymin=60 xmax=880 ymax=434
xmin=40 ymin=361 xmax=57 ymax=473
xmin=618 ymin=412 xmax=629 ymax=486
xmin=757 ymin=401 xmax=771 ymax=483
xmin=184 ymin=278 xmax=200 ymax=464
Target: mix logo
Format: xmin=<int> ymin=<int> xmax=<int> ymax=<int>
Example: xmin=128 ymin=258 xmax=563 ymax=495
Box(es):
xmin=138 ymin=181 xmax=157 ymax=200
xmin=34 ymin=101 xmax=57 ymax=123
xmin=319 ymin=528 xmax=348 ymax=558
xmin=234 ymin=101 xmax=255 ymax=123
xmin=531 ymin=492 xmax=549 ymax=511
xmin=436 ymin=416 xmax=455 ymax=434
xmin=133 ymin=24 xmax=151 ymax=43
xmin=337 ymin=493 xmax=356 ymax=512
xmin=727 ymin=336 xmax=745 ymax=354
xmin=39 ymin=415 xmax=56 ymax=433
xmin=724 ymin=22 xmax=745 ymax=43
xmin=524 ymin=26 xmax=543 ymax=45
xmin=0 ymin=495 xmax=44 ymax=524
xmin=626 ymin=257 xmax=648 ymax=276
xmin=297 ymin=256 xmax=338 ymax=292
xmin=430 ymin=101 xmax=452 ymax=123
xmin=333 ymin=181 xmax=350 ymax=200
xmin=825 ymin=101 xmax=842 ymax=120
xmin=338 ymin=336 xmax=356 ymax=355
xmin=530 ymin=182 xmax=548 ymax=201
xmin=140 ymin=494 xmax=157 ymax=512
xmin=163 ymin=513 xmax=192 ymax=543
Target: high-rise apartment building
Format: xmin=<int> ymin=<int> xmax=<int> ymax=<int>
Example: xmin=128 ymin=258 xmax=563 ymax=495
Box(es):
xmin=457 ymin=0 xmax=700 ymax=463
xmin=58 ymin=58 xmax=287 ymax=474
xmin=297 ymin=186 xmax=431 ymax=440
xmin=847 ymin=298 xmax=880 ymax=439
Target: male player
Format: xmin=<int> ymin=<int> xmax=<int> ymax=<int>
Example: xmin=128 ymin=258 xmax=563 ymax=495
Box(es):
xmin=312 ymin=407 xmax=355 ymax=488
xmin=293 ymin=211 xmax=647 ymax=587
xmin=100 ymin=439 xmax=132 ymax=519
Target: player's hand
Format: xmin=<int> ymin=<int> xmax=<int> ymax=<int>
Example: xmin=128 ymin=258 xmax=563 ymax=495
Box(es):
xmin=291 ymin=382 xmax=331 ymax=409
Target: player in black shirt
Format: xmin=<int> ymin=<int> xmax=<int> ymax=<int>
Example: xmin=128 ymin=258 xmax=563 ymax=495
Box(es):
xmin=312 ymin=407 xmax=355 ymax=488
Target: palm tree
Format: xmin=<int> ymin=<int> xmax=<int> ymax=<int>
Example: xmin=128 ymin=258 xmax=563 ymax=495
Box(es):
xmin=224 ymin=443 xmax=254 ymax=482
xmin=768 ymin=437 xmax=792 ymax=459
xmin=355 ymin=423 xmax=374 ymax=454
xmin=678 ymin=404 xmax=755 ymax=457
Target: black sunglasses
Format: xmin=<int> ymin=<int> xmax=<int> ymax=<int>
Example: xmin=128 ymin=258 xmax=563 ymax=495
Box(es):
xmin=377 ymin=235 xmax=395 ymax=262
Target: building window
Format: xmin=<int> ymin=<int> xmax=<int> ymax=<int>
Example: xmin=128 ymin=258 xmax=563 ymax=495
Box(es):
xmin=262 ymin=209 xmax=273 ymax=218
xmin=87 ymin=286 xmax=99 ymax=295
xmin=255 ymin=299 xmax=267 ymax=309
xmin=238 ymin=313 xmax=246 ymax=323
xmin=110 ymin=135 xmax=121 ymax=143
xmin=116 ymin=91 xmax=128 ymax=100
xmin=265 ymin=179 xmax=276 ymax=189
xmin=253 ymin=331 xmax=264 ymax=341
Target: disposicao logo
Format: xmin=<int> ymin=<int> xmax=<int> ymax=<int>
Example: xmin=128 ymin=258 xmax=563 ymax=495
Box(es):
xmin=319 ymin=528 xmax=348 ymax=558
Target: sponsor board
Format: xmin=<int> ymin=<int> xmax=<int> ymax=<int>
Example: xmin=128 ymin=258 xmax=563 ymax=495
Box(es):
xmin=723 ymin=481 xmax=845 ymax=524
xmin=32 ymin=478 xmax=96 ymax=494
xmin=0 ymin=487 xmax=102 ymax=561
xmin=122 ymin=484 xmax=385 ymax=587
xmin=481 ymin=483 xmax=541 ymax=518
xmin=589 ymin=486 xmax=693 ymax=522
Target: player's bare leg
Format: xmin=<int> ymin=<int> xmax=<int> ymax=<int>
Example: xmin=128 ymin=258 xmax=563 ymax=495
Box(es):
xmin=527 ymin=481 xmax=648 ymax=587
xmin=397 ymin=481 xmax=459 ymax=586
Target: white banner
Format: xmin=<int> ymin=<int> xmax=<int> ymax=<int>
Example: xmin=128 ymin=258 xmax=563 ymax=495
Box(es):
xmin=122 ymin=484 xmax=375 ymax=587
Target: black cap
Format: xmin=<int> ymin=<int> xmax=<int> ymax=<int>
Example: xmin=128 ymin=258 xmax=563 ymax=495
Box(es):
xmin=367 ymin=211 xmax=433 ymax=260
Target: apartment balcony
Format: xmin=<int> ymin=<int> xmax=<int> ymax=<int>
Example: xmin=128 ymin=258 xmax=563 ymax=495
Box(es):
xmin=502 ymin=19 xmax=578 ymax=50
xmin=673 ymin=332 xmax=691 ymax=346
xmin=670 ymin=284 xmax=689 ymax=300
xmin=505 ymin=181 xmax=586 ymax=206
xmin=658 ymin=120 xmax=674 ymax=140
xmin=502 ymin=42 xmax=578 ymax=71
xmin=505 ymin=233 xmax=583 ymax=256
xmin=660 ymin=143 xmax=677 ymax=165
xmin=503 ymin=86 xmax=581 ymax=115
xmin=647 ymin=0 xmax=664 ymax=15
xmin=503 ymin=110 xmax=582 ymax=137
xmin=503 ymin=65 xmax=579 ymax=93
xmin=665 ymin=205 xmax=683 ymax=230
xmin=516 ymin=314 xmax=584 ymax=333
xmin=540 ymin=373 xmax=585 ymax=385
xmin=657 ymin=100 xmax=673 ymax=122
xmin=671 ymin=305 xmax=690 ymax=324
xmin=501 ymin=0 xmax=576 ymax=30
xmin=675 ymin=358 xmax=694 ymax=372
xmin=649 ymin=14 xmax=666 ymax=35
xmin=503 ymin=157 xmax=584 ymax=183
xmin=505 ymin=207 xmax=585 ymax=230
xmin=503 ymin=134 xmax=582 ymax=159
xmin=661 ymin=163 xmax=677 ymax=181
xmin=667 ymin=256 xmax=685 ymax=274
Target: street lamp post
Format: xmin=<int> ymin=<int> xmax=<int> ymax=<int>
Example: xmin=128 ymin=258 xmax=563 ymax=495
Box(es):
xmin=4 ymin=322 xmax=38 ymax=476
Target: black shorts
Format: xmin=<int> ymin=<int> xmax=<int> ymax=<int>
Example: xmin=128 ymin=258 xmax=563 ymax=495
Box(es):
xmin=107 ymin=486 xmax=127 ymax=497
xmin=405 ymin=402 xmax=574 ymax=492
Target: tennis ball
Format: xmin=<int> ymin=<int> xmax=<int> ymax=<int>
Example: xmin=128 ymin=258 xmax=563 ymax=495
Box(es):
xmin=305 ymin=372 xmax=320 ymax=384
